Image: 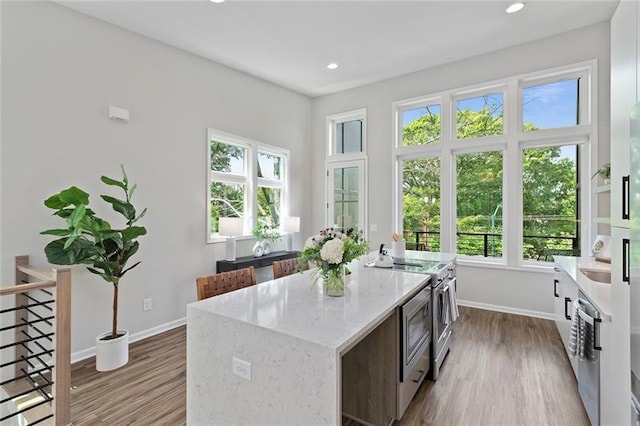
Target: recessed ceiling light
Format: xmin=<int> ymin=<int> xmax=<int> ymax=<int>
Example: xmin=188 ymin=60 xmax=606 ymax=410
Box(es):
xmin=327 ymin=63 xmax=339 ymax=70
xmin=506 ymin=2 xmax=524 ymax=13
xmin=210 ymin=0 xmax=225 ymax=3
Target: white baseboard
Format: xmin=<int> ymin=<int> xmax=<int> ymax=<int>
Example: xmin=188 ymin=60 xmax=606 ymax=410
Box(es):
xmin=457 ymin=299 xmax=555 ymax=321
xmin=71 ymin=317 xmax=186 ymax=364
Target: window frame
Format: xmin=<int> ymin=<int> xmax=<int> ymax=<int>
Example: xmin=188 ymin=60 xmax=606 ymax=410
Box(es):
xmin=451 ymin=85 xmax=508 ymax=143
xmin=395 ymin=96 xmax=444 ymax=149
xmin=392 ymin=61 xmax=598 ymax=269
xmin=207 ymin=128 xmax=290 ymax=243
xmin=326 ymin=108 xmax=367 ymax=161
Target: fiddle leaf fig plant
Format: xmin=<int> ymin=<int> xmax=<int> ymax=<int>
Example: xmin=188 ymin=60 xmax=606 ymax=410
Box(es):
xmin=41 ymin=166 xmax=147 ymax=340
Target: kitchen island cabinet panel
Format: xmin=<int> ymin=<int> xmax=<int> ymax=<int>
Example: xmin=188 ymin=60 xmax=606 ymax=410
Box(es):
xmin=342 ymin=311 xmax=398 ymax=425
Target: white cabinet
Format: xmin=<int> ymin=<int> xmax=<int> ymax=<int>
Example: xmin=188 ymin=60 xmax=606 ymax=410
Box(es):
xmin=553 ymin=268 xmax=580 ymax=377
xmin=554 ymin=256 xmax=629 ymax=425
xmin=611 ymin=0 xmax=635 ymax=229
xmin=603 ymin=227 xmax=631 ymax=425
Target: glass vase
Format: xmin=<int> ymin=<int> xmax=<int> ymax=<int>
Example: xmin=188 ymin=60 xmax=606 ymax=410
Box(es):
xmin=322 ymin=266 xmax=346 ymax=297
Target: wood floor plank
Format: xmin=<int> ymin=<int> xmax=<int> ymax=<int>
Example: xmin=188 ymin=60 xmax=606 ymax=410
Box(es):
xmin=69 ymin=307 xmax=588 ymax=425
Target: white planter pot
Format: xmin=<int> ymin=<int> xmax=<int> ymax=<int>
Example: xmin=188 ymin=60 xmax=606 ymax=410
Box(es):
xmin=95 ymin=329 xmax=129 ymax=372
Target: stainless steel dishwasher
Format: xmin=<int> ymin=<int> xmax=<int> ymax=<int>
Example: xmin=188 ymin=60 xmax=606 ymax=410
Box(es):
xmin=576 ymin=291 xmax=602 ymax=426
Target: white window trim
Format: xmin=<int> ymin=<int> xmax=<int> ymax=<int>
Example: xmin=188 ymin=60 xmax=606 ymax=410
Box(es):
xmin=392 ymin=60 xmax=598 ymax=268
xmin=326 ymin=108 xmax=367 ymax=161
xmin=207 ymin=128 xmax=290 ymax=244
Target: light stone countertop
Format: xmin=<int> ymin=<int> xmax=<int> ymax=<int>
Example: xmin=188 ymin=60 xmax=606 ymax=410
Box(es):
xmin=554 ymin=256 xmax=613 ymax=321
xmin=188 ymin=255 xmax=433 ymax=353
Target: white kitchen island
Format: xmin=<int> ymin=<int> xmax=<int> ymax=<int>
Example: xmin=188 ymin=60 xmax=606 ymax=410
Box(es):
xmin=186 ymin=254 xmax=442 ymax=425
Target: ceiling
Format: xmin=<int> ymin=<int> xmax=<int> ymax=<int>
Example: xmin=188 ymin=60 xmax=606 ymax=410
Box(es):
xmin=56 ymin=0 xmax=619 ymax=97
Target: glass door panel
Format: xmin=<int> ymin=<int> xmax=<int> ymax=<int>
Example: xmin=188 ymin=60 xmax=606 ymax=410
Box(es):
xmin=328 ymin=160 xmax=365 ymax=232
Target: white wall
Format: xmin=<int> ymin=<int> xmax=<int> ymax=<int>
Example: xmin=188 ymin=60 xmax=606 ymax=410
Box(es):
xmin=0 ymin=1 xmax=311 ymax=354
xmin=310 ymin=22 xmax=611 ymax=316
xmin=456 ymin=266 xmax=554 ymax=318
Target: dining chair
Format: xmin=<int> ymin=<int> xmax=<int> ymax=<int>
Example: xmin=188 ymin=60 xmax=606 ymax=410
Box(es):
xmin=272 ymin=258 xmax=307 ymax=279
xmin=196 ymin=266 xmax=257 ymax=301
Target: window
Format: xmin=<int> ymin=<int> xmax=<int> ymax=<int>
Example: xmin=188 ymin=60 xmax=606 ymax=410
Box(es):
xmin=336 ymin=120 xmax=363 ymax=154
xmin=522 ymin=78 xmax=580 ymax=131
xmin=327 ymin=108 xmax=366 ymax=157
xmin=456 ymin=93 xmax=504 ymax=139
xmin=207 ymin=129 xmax=289 ymax=242
xmin=257 ymin=151 xmax=284 ymax=227
xmin=401 ymin=156 xmax=441 ymax=251
xmin=393 ymin=62 xmax=595 ymax=266
xmin=522 ymin=144 xmax=580 ymax=260
xmin=456 ymin=151 xmax=503 ymax=258
xmin=209 ymin=140 xmax=247 ymax=233
xmin=400 ymin=103 xmax=441 ymax=146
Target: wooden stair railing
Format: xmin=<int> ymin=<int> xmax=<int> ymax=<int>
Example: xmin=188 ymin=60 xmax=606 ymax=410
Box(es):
xmin=0 ymin=255 xmax=71 ymax=426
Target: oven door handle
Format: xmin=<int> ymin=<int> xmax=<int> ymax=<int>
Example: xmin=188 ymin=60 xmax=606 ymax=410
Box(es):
xmin=412 ymin=369 xmax=426 ymax=384
xmin=438 ymin=284 xmax=450 ymax=295
xmin=577 ymin=308 xmax=602 ymax=351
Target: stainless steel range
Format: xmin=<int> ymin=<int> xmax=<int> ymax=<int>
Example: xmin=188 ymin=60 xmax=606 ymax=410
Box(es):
xmin=428 ymin=263 xmax=456 ymax=380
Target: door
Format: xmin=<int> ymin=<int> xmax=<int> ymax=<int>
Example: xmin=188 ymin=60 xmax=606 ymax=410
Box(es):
xmin=327 ymin=160 xmax=366 ymax=233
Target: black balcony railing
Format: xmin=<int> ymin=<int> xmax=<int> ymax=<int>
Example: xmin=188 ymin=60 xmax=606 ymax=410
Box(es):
xmin=404 ymin=230 xmax=579 ymax=260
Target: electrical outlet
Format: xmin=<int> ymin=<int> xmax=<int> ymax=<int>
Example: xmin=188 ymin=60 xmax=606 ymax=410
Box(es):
xmin=232 ymin=357 xmax=251 ymax=381
xmin=143 ymin=298 xmax=152 ymax=311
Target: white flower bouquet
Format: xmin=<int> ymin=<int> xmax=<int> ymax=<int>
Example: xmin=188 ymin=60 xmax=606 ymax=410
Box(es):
xmin=298 ymin=227 xmax=369 ymax=296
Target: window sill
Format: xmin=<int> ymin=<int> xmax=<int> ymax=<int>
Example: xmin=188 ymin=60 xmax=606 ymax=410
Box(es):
xmin=207 ymin=234 xmax=288 ymax=245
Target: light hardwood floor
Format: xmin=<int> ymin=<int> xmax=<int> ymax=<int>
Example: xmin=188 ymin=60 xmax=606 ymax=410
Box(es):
xmin=69 ymin=307 xmax=588 ymax=425
xmin=398 ymin=307 xmax=589 ymax=425
xmin=70 ymin=326 xmax=186 ymax=425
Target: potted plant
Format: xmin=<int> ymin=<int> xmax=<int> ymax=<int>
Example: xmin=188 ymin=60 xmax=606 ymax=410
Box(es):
xmin=41 ymin=166 xmax=146 ymax=371
xmin=592 ymin=162 xmax=611 ymax=184
xmin=298 ymin=227 xmax=369 ymax=297
xmin=251 ymin=223 xmax=281 ymax=257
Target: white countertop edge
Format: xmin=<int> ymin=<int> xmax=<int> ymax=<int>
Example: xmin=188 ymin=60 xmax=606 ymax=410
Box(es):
xmin=187 ymin=300 xmax=403 ymax=355
xmin=554 ymin=256 xmax=613 ymax=321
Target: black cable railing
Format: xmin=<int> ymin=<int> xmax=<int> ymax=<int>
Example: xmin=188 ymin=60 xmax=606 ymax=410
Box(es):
xmin=0 ymin=288 xmax=55 ymax=425
xmin=405 ymin=230 xmax=579 ymax=259
xmin=0 ymin=256 xmax=71 ymax=426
